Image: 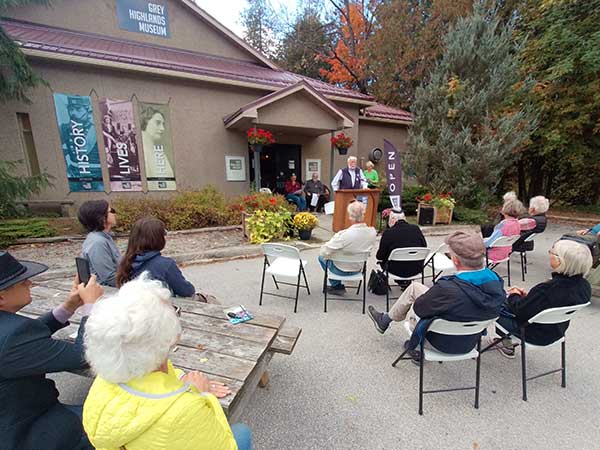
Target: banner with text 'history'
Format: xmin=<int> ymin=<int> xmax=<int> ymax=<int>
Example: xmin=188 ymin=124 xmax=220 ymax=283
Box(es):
xmin=138 ymin=102 xmax=177 ymax=191
xmin=53 ymin=93 xmax=104 ymax=192
xmin=383 ymin=139 xmax=403 ymax=209
xmin=99 ymin=99 xmax=142 ymax=192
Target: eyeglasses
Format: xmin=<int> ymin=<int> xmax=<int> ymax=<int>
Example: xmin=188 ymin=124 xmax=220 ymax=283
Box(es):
xmin=548 ymin=250 xmax=559 ymax=257
xmin=109 ymin=208 xmax=116 ymax=214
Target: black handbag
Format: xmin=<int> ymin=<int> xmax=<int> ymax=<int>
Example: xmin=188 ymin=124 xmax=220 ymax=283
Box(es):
xmin=368 ymin=269 xmax=388 ymax=295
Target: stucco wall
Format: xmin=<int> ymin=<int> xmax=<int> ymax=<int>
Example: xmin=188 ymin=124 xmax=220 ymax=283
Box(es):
xmin=3 ymin=0 xmax=260 ymax=63
xmin=356 ymin=119 xmax=409 ymax=172
xmin=258 ymin=93 xmax=341 ymax=132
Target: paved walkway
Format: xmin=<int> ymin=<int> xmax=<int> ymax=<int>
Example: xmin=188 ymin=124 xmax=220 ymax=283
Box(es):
xmin=50 ymin=222 xmax=600 ymax=450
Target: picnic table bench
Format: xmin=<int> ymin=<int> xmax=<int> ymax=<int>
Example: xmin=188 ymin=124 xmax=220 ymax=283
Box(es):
xmin=20 ymin=278 xmax=301 ymax=423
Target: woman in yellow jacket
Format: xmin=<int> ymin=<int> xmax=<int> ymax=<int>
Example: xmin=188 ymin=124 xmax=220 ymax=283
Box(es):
xmin=82 ymin=275 xmax=251 ymax=450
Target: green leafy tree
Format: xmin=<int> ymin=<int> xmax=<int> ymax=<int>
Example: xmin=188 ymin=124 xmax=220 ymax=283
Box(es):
xmin=0 ymin=0 xmax=49 ymax=102
xmin=516 ymin=0 xmax=600 ymax=205
xmin=0 ymin=160 xmax=53 ymax=218
xmin=407 ymin=2 xmax=537 ymax=208
xmin=240 ymin=0 xmax=279 ymax=59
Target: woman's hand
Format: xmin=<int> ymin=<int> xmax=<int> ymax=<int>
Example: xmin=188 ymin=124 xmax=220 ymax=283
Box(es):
xmin=577 ymin=229 xmax=589 ymax=235
xmin=182 ymin=371 xmax=231 ymax=397
xmin=507 ymin=286 xmax=526 ymax=297
xmin=207 ymin=380 xmax=232 ymax=398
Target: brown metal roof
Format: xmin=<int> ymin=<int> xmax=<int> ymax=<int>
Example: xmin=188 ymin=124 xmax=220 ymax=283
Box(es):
xmin=2 ymin=19 xmax=374 ymax=103
xmin=362 ymin=103 xmax=413 ymax=123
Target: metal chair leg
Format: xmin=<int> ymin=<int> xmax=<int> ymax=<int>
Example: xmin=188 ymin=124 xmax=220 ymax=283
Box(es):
xmin=418 ymin=340 xmax=425 ymax=415
xmin=475 ymin=338 xmax=481 ymax=409
xmin=356 ymin=280 xmax=362 ymax=295
xmin=392 ymin=349 xmax=408 ymax=367
xmin=294 ymin=268 xmax=301 ymax=313
xmin=272 ymin=275 xmax=280 ymax=289
xmin=259 ymin=257 xmax=267 ymax=306
xmin=301 ymin=265 xmax=311 ymax=295
xmin=520 ymin=252 xmax=526 ymax=282
xmin=521 ymin=328 xmax=528 ymax=401
xmin=507 ymin=257 xmax=511 ymax=286
xmin=561 ymin=341 xmax=566 ymax=388
xmin=324 ymin=262 xmax=329 ymax=313
xmin=385 ymin=271 xmax=390 ymax=312
xmin=362 ymin=266 xmax=366 ymax=314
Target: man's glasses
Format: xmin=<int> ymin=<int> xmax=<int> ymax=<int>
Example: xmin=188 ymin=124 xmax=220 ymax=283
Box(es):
xmin=109 ymin=208 xmax=116 ymax=214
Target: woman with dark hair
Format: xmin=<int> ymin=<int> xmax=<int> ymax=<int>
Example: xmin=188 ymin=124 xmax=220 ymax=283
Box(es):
xmin=78 ymin=200 xmax=120 ymax=287
xmin=116 ymin=217 xmax=195 ymax=297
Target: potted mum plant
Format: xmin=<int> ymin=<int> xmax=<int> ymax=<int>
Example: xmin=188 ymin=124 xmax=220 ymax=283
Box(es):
xmin=330 ymin=132 xmax=353 ymax=155
xmin=247 ymin=127 xmax=276 ymax=152
xmin=293 ymin=212 xmax=319 ymax=240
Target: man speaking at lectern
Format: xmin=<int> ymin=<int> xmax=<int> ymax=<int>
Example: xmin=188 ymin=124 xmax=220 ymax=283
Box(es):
xmin=332 ymin=156 xmax=368 ymax=191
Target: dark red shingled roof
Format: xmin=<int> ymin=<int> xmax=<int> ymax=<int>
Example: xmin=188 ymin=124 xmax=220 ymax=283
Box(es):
xmin=362 ymin=103 xmax=413 ymax=123
xmin=2 ymin=19 xmax=374 ymax=103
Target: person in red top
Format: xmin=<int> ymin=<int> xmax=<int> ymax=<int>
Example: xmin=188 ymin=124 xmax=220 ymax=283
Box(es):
xmin=284 ymin=174 xmax=307 ymax=211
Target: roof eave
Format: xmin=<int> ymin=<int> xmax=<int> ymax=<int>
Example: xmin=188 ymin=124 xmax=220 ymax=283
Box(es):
xmin=359 ymin=116 xmax=413 ymax=126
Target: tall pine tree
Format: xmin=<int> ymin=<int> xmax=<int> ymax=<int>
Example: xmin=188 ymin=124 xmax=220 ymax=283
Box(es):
xmin=240 ymin=0 xmax=279 ymax=59
xmin=407 ymin=2 xmax=537 ymax=207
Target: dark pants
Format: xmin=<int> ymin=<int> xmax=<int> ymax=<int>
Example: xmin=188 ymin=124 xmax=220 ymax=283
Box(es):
xmin=306 ymin=193 xmax=326 ymax=212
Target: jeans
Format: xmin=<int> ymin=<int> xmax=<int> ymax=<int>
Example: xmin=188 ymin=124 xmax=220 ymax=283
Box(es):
xmin=496 ymin=315 xmax=523 ymax=339
xmin=318 ymin=255 xmax=360 ymax=287
xmin=231 ymin=423 xmax=252 ymax=450
xmin=286 ymin=194 xmax=307 ymax=211
xmin=62 ymin=404 xmax=94 ymax=450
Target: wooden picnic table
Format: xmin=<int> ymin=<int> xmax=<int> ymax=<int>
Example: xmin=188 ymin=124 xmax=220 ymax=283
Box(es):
xmin=20 ymin=278 xmax=301 ymax=423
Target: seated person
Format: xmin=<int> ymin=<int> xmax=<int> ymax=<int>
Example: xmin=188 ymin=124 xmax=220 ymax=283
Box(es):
xmin=304 ymin=172 xmax=328 ymax=212
xmin=364 ymin=161 xmax=379 ymax=188
xmin=284 ymin=173 xmax=307 ymax=211
xmin=485 ymin=198 xmax=525 ymax=262
xmin=481 ymin=191 xmax=517 ymax=238
xmin=78 ymin=200 xmax=120 ymax=286
xmin=116 ymin=217 xmax=195 ymax=297
xmin=577 ymin=223 xmax=600 ymax=238
xmin=368 ymin=232 xmax=505 ymax=357
xmin=83 ymin=275 xmax=251 ymax=450
xmin=494 ymin=239 xmax=592 ymax=358
xmin=319 ymin=202 xmax=377 ymax=293
xmin=513 ymin=196 xmax=550 ymax=252
xmin=376 ymin=208 xmax=427 ymax=279
xmin=0 ymin=251 xmax=102 ymax=450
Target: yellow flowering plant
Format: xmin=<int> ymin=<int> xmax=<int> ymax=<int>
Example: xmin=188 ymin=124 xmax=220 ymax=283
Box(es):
xmin=293 ymin=212 xmax=319 ymax=231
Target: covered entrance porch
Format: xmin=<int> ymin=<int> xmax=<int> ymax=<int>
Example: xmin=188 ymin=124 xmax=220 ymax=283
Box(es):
xmin=223 ymin=81 xmax=354 ymax=191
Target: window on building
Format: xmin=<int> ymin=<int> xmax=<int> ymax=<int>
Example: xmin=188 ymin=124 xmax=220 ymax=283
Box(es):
xmin=17 ymin=113 xmax=41 ymax=176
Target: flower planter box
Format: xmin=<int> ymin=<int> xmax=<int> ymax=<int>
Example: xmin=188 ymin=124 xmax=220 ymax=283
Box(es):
xmin=417 ymin=203 xmax=454 ymax=226
xmin=435 ymin=206 xmax=454 ymax=225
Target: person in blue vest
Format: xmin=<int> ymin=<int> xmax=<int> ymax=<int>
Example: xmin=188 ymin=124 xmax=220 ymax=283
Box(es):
xmin=331 ymin=156 xmax=368 ymax=191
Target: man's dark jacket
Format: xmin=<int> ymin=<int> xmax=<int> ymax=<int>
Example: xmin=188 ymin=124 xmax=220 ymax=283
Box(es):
xmin=0 ymin=311 xmax=88 ymax=450
xmin=513 ymin=213 xmax=547 ymax=252
xmin=412 ymin=268 xmax=505 ymax=354
xmin=377 ymin=220 xmax=427 ymax=277
xmin=505 ymin=273 xmax=590 ymax=345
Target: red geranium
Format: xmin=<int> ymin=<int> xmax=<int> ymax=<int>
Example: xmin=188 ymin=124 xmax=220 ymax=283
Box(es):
xmin=247 ymin=128 xmax=276 ymax=145
xmin=330 ymin=132 xmax=353 ymax=149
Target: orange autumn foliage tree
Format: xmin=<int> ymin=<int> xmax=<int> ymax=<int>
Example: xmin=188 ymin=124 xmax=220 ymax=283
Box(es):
xmin=319 ymin=2 xmax=374 ymax=94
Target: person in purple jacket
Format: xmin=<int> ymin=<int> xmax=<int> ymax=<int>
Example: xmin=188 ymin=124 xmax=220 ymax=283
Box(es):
xmin=116 ymin=217 xmax=196 ymax=297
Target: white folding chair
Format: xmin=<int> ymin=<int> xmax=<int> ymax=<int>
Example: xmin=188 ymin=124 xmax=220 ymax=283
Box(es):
xmin=323 ymin=251 xmax=370 ymax=314
xmin=485 ymin=235 xmax=521 ymax=285
xmin=259 ymin=243 xmax=310 ymax=313
xmin=259 ymin=187 xmax=273 ymax=194
xmin=494 ymin=302 xmax=590 ymax=401
xmin=392 ymin=317 xmax=498 ymax=415
xmin=516 ymin=233 xmax=539 ymax=282
xmin=384 ymin=247 xmax=431 ymax=312
xmin=424 ymin=243 xmax=456 ymax=283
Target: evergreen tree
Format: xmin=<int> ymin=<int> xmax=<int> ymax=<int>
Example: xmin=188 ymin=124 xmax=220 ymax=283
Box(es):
xmin=407 ymin=2 xmax=537 ymax=207
xmin=0 ymin=0 xmax=49 ymax=102
xmin=240 ymin=0 xmax=279 ymax=59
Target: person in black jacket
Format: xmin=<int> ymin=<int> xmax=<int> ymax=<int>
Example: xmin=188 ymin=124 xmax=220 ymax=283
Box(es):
xmin=512 ymin=196 xmax=549 ymax=252
xmin=0 ymin=251 xmax=103 ymax=450
xmin=368 ymin=232 xmax=505 ymax=356
xmin=495 ymin=239 xmax=592 ymax=358
xmin=377 ymin=208 xmax=427 ymax=279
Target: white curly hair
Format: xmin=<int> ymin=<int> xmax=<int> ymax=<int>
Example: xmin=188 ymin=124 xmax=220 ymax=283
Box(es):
xmin=84 ymin=273 xmax=181 ymax=383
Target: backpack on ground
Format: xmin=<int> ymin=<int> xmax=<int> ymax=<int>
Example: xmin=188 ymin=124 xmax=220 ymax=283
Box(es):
xmin=368 ymin=269 xmax=388 ymax=295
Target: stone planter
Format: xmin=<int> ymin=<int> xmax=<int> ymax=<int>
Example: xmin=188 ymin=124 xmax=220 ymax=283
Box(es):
xmin=298 ymin=229 xmax=312 ymax=240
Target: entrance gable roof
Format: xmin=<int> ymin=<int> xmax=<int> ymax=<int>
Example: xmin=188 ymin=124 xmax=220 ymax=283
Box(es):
xmin=223 ymin=81 xmax=354 ymax=129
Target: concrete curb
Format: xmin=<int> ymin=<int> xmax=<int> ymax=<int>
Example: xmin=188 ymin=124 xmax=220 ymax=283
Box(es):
xmin=547 ymin=214 xmax=600 ymax=226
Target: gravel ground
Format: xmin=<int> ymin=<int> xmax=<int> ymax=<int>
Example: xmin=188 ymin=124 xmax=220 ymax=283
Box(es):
xmin=52 ymin=223 xmax=600 ymax=450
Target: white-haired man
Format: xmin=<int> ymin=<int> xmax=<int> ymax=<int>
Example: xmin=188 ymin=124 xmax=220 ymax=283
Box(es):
xmin=376 ymin=208 xmax=428 ymax=280
xmin=513 ymin=195 xmax=550 ymax=253
xmin=319 ymin=202 xmax=376 ymax=293
xmin=331 ymin=156 xmax=368 ymax=191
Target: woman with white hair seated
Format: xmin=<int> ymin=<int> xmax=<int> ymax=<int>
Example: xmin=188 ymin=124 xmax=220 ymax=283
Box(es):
xmin=485 ymin=198 xmax=525 ymax=262
xmin=513 ymin=195 xmax=550 ymax=252
xmin=82 ymin=275 xmax=252 ymax=450
xmin=481 ymin=191 xmax=518 ymax=238
xmin=494 ymin=240 xmax=592 ymax=358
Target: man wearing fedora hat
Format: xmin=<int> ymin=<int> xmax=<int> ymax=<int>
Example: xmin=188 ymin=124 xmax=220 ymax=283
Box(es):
xmin=368 ymin=231 xmax=506 ymax=357
xmin=0 ymin=251 xmax=103 ymax=450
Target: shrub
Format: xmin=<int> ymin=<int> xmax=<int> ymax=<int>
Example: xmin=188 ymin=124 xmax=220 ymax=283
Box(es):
xmin=293 ymin=212 xmax=318 ymax=231
xmin=0 ymin=160 xmax=53 ymax=219
xmin=112 ymin=197 xmax=173 ymax=232
xmin=230 ymin=192 xmax=295 ymax=217
xmin=0 ymin=218 xmax=56 ymax=248
xmin=246 ymin=209 xmax=293 ymax=244
xmin=452 ymin=206 xmax=490 ymax=225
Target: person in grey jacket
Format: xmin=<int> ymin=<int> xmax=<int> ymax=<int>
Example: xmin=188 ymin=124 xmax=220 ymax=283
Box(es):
xmin=78 ymin=200 xmax=120 ymax=286
xmin=0 ymin=251 xmax=103 ymax=450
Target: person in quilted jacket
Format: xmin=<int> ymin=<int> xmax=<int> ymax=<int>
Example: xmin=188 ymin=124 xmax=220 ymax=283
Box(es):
xmin=82 ymin=275 xmax=251 ymax=450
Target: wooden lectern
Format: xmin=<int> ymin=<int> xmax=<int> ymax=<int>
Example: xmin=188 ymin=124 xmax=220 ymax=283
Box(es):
xmin=332 ymin=189 xmax=381 ymax=232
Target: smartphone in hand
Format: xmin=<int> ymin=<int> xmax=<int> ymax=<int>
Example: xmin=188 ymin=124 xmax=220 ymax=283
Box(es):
xmin=75 ymin=257 xmax=91 ymax=285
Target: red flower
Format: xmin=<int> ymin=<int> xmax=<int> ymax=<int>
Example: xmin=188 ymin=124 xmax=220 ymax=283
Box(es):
xmin=269 ymin=197 xmax=277 ymax=205
xmin=423 ymin=193 xmax=433 ymax=202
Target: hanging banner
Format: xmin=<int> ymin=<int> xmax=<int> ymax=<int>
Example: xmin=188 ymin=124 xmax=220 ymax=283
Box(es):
xmin=99 ymin=99 xmax=142 ymax=191
xmin=138 ymin=102 xmax=177 ymax=190
xmin=383 ymin=139 xmax=403 ymax=209
xmin=53 ymin=93 xmax=104 ymax=192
